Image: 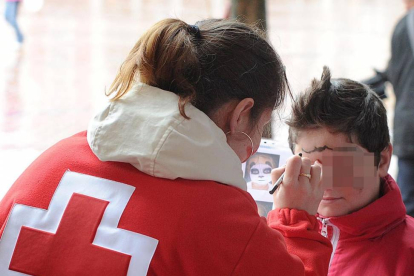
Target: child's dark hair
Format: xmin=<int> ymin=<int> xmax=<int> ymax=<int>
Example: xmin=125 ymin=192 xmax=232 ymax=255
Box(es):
xmin=108 ymin=18 xmax=289 ymax=124
xmin=287 ymin=66 xmax=390 ymax=166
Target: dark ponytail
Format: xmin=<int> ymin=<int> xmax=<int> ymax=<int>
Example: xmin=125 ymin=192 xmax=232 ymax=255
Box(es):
xmin=108 ymin=18 xmax=288 ymax=121
xmin=108 ymin=19 xmax=201 ymax=119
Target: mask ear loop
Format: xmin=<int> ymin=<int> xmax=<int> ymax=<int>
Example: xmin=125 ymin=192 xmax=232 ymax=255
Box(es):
xmin=225 ymin=131 xmax=255 ymax=160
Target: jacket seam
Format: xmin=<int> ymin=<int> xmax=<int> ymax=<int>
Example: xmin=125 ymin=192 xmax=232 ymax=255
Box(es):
xmin=229 ymin=184 xmax=259 ymax=209
xmin=91 ymin=102 xmax=115 ymax=152
xmin=151 ymin=116 xmax=186 ymax=176
xmin=229 ymin=219 xmax=262 ymax=276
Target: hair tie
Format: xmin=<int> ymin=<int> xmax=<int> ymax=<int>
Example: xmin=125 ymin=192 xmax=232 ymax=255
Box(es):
xmin=188 ymin=24 xmax=201 ymax=39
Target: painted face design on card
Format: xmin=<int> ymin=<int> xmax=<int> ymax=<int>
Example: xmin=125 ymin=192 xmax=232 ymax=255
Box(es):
xmin=247 ymin=154 xmax=276 ymax=188
xmin=250 ymin=163 xmax=272 ymax=184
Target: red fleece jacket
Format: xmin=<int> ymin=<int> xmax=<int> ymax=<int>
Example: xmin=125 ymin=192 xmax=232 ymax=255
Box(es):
xmin=318 ymin=175 xmax=414 ymax=276
xmin=0 ymin=132 xmax=331 ymax=275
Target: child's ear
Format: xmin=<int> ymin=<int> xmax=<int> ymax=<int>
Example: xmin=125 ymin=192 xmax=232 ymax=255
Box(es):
xmin=378 ymin=144 xmax=393 ymax=178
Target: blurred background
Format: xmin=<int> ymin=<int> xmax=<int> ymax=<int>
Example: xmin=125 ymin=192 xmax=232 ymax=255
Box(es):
xmin=0 ymin=0 xmax=405 ymax=199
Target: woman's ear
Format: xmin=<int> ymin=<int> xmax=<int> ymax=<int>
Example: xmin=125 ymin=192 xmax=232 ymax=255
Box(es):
xmin=228 ymin=98 xmax=255 ymax=133
xmin=378 ymin=143 xmax=393 ymax=178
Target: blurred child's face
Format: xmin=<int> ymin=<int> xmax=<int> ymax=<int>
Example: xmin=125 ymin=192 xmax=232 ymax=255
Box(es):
xmin=293 ymin=128 xmax=380 ymax=217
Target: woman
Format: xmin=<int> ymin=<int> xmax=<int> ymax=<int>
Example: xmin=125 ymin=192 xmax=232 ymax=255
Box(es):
xmin=0 ymin=19 xmax=330 ymax=275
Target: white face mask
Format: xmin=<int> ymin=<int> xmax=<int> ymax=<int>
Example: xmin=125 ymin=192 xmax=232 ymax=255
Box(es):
xmin=249 ymin=163 xmax=272 ymax=184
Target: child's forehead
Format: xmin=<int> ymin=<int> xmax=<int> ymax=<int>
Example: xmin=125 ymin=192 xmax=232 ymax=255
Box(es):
xmin=297 ymin=128 xmax=352 ymax=145
xmin=295 ymin=128 xmax=371 ymax=154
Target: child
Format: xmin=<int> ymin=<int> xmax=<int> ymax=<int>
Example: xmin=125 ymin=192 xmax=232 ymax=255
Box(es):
xmin=286 ymin=66 xmax=414 ymax=275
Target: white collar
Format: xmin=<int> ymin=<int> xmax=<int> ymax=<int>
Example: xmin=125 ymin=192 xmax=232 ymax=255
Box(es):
xmin=87 ymin=84 xmax=247 ymax=191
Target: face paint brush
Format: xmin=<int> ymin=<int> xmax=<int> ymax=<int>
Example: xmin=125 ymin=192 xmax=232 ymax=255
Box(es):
xmin=269 ymin=153 xmax=302 ymax=195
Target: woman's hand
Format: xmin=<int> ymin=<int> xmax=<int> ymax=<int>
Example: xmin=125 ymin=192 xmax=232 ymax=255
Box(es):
xmin=271 ymin=155 xmax=323 ymax=215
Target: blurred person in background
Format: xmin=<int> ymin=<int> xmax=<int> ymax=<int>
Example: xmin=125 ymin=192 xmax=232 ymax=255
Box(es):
xmin=363 ymin=0 xmax=414 ymax=217
xmin=0 ymin=18 xmax=331 ymax=275
xmin=4 ymin=0 xmax=24 ymax=44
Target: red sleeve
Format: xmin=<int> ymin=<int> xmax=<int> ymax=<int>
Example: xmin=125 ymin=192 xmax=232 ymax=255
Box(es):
xmin=268 ymin=208 xmax=332 ymax=276
xmin=231 ymin=208 xmax=331 ymax=276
